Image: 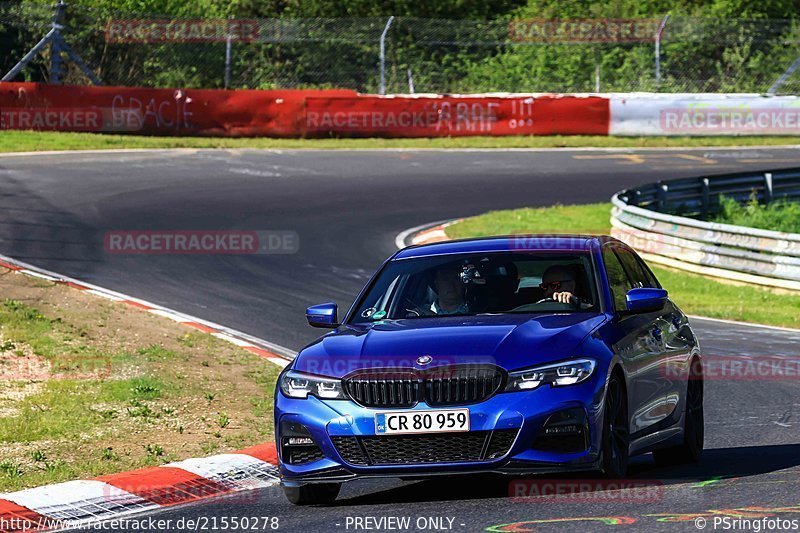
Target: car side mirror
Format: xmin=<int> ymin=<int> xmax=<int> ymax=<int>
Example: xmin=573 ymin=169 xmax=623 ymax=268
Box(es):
xmin=624 ymin=288 xmax=668 ymax=314
xmin=306 ymin=302 xmax=339 ymax=328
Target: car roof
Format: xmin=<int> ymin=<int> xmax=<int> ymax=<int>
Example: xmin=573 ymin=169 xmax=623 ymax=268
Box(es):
xmin=394 ymin=234 xmax=620 ymax=260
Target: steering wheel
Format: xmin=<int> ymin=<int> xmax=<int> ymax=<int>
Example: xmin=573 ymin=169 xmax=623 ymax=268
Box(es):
xmin=534 ymin=296 xmax=580 ymax=307
xmin=403 ymin=298 xmax=431 ymax=318
xmin=511 ymin=295 xmax=588 ymax=313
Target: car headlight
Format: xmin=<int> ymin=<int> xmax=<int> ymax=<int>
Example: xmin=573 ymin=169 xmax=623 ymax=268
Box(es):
xmin=504 ymin=358 xmax=596 ymax=392
xmin=279 ymin=369 xmax=346 ymax=400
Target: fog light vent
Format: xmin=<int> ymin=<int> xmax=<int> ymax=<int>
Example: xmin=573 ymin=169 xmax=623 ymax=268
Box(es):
xmin=280 ymin=421 xmax=325 ymax=465
xmin=533 ymin=408 xmax=589 ymax=453
xmin=286 ymin=437 xmax=314 ymax=446
xmin=543 ymin=424 xmax=582 ymax=436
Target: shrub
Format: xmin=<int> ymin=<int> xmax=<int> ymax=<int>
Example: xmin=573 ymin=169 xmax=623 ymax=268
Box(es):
xmin=714 ymin=194 xmax=800 ymax=233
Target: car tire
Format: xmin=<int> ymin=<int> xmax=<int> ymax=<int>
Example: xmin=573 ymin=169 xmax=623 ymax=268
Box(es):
xmin=601 ymin=372 xmax=629 ymax=478
xmin=653 ymin=363 xmax=704 ymax=466
xmin=282 ymin=483 xmax=341 ymax=505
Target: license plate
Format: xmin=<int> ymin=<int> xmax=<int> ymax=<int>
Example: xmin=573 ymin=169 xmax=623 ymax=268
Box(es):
xmin=375 ymin=408 xmax=470 ymax=435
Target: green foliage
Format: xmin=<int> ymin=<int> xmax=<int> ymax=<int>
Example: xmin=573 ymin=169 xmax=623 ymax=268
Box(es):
xmin=144 ymin=443 xmax=164 ymax=457
xmin=101 ymin=447 xmax=119 ymax=461
xmin=30 ymin=449 xmax=47 ymax=463
xmin=23 ymin=0 xmax=232 ymax=18
xmin=8 ymin=0 xmax=800 ymax=91
xmin=446 ymin=202 xmax=612 ymax=239
xmin=138 ymin=344 xmax=179 ymax=361
xmin=458 ymin=0 xmax=800 ymax=93
xmin=0 ymin=374 xmax=172 ymax=445
xmin=714 ymin=195 xmax=800 ymax=233
xmin=0 ymin=460 xmax=23 ymax=479
xmin=510 ymin=0 xmax=800 ymax=19
xmin=0 ymin=299 xmax=57 ymax=358
xmin=21 ymin=0 xmax=525 ymax=19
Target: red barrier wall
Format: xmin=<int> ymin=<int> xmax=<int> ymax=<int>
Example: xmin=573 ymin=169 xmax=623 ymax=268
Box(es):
xmin=0 ymin=83 xmax=610 ymax=137
xmin=0 ymin=82 xmax=358 ymax=137
xmin=305 ymin=95 xmax=609 ymax=137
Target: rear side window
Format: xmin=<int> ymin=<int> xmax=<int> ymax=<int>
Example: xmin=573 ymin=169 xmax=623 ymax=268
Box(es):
xmin=602 ymin=247 xmax=631 ymax=311
xmin=615 ymin=247 xmax=657 ymax=289
xmin=637 ymin=254 xmax=661 ymax=288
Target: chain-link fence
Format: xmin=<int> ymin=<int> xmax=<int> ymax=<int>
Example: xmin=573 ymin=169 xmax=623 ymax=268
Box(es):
xmin=3 ymin=2 xmax=800 ymax=94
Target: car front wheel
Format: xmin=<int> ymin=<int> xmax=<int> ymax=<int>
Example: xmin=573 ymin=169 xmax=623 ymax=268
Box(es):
xmin=601 ymin=372 xmax=629 ymax=478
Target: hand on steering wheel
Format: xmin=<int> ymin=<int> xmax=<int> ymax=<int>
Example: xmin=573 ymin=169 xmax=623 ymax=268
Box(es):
xmin=536 ymin=294 xmax=580 ymax=306
xmin=403 ymin=298 xmax=430 ymax=318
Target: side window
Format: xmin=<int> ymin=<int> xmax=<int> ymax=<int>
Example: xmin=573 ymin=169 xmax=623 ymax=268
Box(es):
xmin=615 ymin=247 xmax=653 ymax=289
xmin=602 ymin=246 xmax=632 ymax=311
xmin=636 ymin=256 xmax=661 ymax=288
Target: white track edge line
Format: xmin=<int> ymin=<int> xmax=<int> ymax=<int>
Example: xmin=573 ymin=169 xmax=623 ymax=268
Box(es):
xmin=687 ymin=314 xmax=800 ymax=333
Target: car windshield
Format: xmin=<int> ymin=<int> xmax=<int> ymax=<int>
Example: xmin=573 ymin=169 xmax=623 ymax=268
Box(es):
xmin=349 ymin=251 xmax=599 ymax=323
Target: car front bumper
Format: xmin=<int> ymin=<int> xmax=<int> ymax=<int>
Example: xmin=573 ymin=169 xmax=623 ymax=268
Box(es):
xmin=275 ymin=374 xmax=606 ymax=485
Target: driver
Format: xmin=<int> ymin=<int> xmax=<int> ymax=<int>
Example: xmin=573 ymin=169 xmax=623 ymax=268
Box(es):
xmin=430 ymin=266 xmax=469 ymax=315
xmin=540 ymin=265 xmax=582 ymax=304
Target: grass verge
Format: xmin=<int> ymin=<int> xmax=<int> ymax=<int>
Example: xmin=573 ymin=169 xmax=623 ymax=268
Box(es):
xmin=446 ymin=203 xmax=800 ymax=329
xmin=4 ymin=131 xmax=800 ymax=152
xmin=714 ymin=195 xmax=800 ymax=233
xmin=0 ymin=267 xmax=282 ymax=492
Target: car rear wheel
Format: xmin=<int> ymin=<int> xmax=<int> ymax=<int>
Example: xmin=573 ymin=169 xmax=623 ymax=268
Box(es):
xmin=601 ymin=372 xmax=629 ymax=478
xmin=653 ymin=363 xmax=704 ymax=466
xmin=282 ymin=482 xmax=341 ymax=505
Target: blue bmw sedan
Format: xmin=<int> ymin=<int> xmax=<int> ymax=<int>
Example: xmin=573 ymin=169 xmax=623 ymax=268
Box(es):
xmin=275 ymin=235 xmax=703 ymax=505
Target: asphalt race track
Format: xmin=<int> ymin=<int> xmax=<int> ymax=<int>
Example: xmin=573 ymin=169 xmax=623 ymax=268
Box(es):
xmin=2 ymin=147 xmax=800 ymax=531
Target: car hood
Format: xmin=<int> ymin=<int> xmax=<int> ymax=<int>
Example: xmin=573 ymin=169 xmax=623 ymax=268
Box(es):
xmin=292 ymin=313 xmax=607 ymax=378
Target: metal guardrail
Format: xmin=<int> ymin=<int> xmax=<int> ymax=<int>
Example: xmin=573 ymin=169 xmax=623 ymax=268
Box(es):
xmin=610 ymin=167 xmax=800 ymax=291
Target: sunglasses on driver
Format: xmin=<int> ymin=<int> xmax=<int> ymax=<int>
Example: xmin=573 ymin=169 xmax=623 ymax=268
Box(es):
xmin=539 ymin=279 xmax=574 ymax=291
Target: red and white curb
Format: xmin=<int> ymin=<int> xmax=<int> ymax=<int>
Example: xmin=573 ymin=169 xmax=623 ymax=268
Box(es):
xmin=0 ymin=444 xmax=279 ymax=532
xmin=394 ymin=219 xmax=460 ymax=250
xmin=0 ymin=253 xmax=295 ymax=531
xmin=0 ymin=253 xmax=295 ymax=367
